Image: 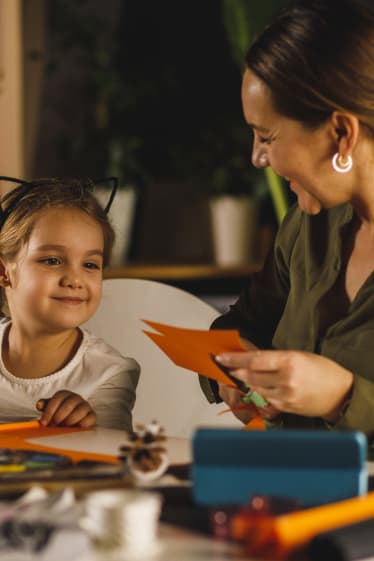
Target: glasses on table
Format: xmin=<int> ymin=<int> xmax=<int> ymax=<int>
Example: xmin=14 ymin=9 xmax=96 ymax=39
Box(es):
xmin=0 ymin=176 xmax=118 ymax=230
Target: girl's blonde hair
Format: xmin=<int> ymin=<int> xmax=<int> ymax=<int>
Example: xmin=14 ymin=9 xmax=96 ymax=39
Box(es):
xmin=0 ymin=178 xmax=115 ymax=314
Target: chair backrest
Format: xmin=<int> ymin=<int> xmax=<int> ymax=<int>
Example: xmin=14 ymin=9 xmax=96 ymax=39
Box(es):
xmin=83 ymin=278 xmax=241 ymax=437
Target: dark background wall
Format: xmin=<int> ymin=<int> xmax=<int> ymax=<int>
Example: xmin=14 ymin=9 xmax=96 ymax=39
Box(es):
xmin=32 ymin=0 xmax=282 ymax=263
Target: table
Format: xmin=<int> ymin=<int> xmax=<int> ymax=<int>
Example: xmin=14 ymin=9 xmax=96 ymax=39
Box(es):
xmin=28 ymin=426 xmax=374 ymax=477
xmin=7 ymin=427 xmax=374 ymax=561
xmin=76 ymin=524 xmax=249 ymax=561
xmin=27 ymin=426 xmax=192 ymax=467
xmin=25 ymin=427 xmax=251 ymax=561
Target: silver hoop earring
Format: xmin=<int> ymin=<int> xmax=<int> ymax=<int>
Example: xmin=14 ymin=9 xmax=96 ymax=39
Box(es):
xmin=259 ymin=154 xmax=268 ymax=167
xmin=332 ymin=153 xmax=352 ymax=173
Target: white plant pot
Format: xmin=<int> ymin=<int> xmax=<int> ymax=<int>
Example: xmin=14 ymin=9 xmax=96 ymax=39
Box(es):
xmin=95 ymin=187 xmax=137 ymax=266
xmin=209 ymin=195 xmax=258 ymax=266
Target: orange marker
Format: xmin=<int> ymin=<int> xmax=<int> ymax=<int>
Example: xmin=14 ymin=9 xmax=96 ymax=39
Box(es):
xmin=0 ymin=420 xmax=41 ymax=432
xmin=246 ymin=491 xmax=374 ymax=559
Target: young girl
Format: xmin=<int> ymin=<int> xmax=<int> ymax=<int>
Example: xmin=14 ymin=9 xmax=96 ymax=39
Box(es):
xmin=0 ymin=177 xmax=139 ymax=431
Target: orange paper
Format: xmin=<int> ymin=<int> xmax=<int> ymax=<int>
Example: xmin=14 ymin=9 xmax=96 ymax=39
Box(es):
xmin=0 ymin=421 xmax=118 ymax=464
xmin=142 ymin=319 xmax=245 ymax=388
xmin=142 ymin=319 xmax=266 ymax=430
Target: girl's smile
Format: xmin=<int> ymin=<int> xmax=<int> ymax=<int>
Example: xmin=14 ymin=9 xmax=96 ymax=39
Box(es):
xmin=52 ymin=296 xmax=86 ymax=305
xmin=2 ymin=206 xmax=104 ymax=335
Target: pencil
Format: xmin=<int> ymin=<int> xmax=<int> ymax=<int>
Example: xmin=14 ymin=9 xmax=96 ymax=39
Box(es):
xmin=0 ymin=420 xmax=41 ymax=432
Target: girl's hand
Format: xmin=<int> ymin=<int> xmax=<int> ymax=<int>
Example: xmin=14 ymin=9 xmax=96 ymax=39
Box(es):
xmin=215 ymin=350 xmax=354 ymax=421
xmin=36 ymin=391 xmax=97 ymax=428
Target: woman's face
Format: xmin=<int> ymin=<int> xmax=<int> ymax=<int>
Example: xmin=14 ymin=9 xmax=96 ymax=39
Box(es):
xmin=241 ymin=69 xmax=345 ymax=215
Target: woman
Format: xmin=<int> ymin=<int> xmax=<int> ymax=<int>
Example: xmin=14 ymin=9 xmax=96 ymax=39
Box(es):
xmin=201 ymin=0 xmax=374 ymax=443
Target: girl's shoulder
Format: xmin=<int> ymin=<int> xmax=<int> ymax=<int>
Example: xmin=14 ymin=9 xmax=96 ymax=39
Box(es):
xmin=79 ymin=328 xmax=140 ymax=373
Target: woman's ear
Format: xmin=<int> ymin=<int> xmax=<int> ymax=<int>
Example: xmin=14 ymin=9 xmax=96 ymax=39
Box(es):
xmin=330 ymin=111 xmax=359 ymax=156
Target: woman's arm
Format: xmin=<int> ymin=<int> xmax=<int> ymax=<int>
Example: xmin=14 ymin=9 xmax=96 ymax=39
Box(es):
xmin=200 ymin=204 xmax=302 ymax=404
xmin=215 ymin=349 xmax=354 ymax=423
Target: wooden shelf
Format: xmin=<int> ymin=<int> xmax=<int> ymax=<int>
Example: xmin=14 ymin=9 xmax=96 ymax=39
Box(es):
xmin=104 ymin=263 xmax=261 ymax=295
xmin=104 ymin=263 xmax=261 ymax=281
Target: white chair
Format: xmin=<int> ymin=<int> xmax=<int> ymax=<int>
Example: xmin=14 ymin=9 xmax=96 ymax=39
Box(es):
xmin=84 ymin=278 xmax=241 ymax=437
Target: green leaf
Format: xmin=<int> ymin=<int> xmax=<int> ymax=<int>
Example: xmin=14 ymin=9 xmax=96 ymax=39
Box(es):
xmin=221 ymin=0 xmax=290 ymax=222
xmin=265 ymin=168 xmax=289 ymax=224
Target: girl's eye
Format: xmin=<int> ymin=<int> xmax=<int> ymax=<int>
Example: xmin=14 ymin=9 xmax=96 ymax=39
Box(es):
xmin=259 ymin=136 xmax=272 ymax=145
xmin=41 ymin=257 xmax=61 ymax=266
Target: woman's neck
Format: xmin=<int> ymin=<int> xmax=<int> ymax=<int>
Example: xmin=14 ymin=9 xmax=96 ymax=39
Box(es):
xmin=2 ymin=324 xmax=82 ymax=379
xmin=350 ymin=163 xmax=374 ymax=225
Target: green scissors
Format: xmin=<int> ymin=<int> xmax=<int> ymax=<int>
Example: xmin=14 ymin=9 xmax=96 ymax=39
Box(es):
xmin=209 ymin=353 xmax=268 ymax=408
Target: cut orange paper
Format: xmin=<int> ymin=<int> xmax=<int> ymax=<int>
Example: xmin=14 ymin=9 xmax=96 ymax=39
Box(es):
xmin=244 ymin=416 xmax=266 ymax=431
xmin=142 ymin=319 xmax=246 ymax=388
xmin=0 ymin=422 xmax=119 ymax=464
xmin=142 ymin=319 xmax=266 ymax=430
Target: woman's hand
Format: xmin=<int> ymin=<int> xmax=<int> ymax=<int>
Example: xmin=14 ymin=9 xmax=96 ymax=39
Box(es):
xmin=36 ymin=390 xmax=97 ymax=428
xmin=217 ymin=337 xmax=279 ymax=424
xmin=218 ymin=383 xmax=278 ymax=424
xmin=215 ymin=350 xmax=354 ymax=421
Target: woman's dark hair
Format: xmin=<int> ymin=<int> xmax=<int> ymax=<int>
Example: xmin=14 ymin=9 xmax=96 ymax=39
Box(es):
xmin=246 ymin=0 xmax=374 ymax=133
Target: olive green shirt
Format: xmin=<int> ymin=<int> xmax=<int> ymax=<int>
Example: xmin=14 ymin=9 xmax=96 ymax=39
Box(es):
xmin=201 ymin=203 xmax=374 ymax=451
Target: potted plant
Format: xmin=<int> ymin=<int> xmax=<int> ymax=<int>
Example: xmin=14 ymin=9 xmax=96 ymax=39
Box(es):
xmin=99 ymin=137 xmax=149 ymax=266
xmin=191 ymin=122 xmax=267 ymax=266
xmin=221 ymin=0 xmax=290 ymax=226
xmin=182 ymin=1 xmax=290 ymax=267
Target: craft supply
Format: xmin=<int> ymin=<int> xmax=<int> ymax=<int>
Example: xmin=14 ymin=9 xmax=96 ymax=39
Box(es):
xmin=0 ymin=448 xmax=72 ymax=473
xmin=142 ymin=320 xmax=269 ymax=427
xmin=244 ymin=491 xmax=374 ymax=559
xmin=0 ymin=420 xmax=41 ymax=432
xmin=210 ymin=495 xmax=300 ymax=541
xmin=119 ymin=421 xmax=169 ymax=483
xmin=192 ymin=428 xmax=367 ymax=507
xmin=142 ymin=319 xmax=245 ymax=388
xmin=0 ymin=487 xmax=78 ymax=553
xmin=0 ymin=421 xmax=119 ymax=465
xmin=209 ymin=352 xmax=268 ymax=408
xmin=82 ymin=489 xmax=162 ymax=554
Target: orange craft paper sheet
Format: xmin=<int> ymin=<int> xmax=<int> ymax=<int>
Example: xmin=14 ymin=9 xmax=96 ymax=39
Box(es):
xmin=142 ymin=319 xmax=266 ymax=431
xmin=142 ymin=319 xmax=246 ymax=388
xmin=0 ymin=420 xmax=119 ymax=464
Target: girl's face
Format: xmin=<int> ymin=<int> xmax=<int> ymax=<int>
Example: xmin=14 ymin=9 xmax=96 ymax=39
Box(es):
xmin=3 ymin=207 xmax=104 ymax=334
xmin=241 ymin=69 xmax=351 ymax=215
